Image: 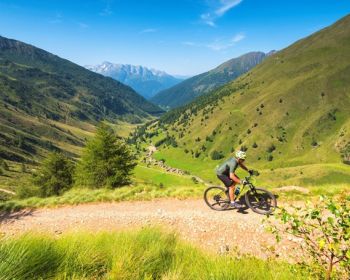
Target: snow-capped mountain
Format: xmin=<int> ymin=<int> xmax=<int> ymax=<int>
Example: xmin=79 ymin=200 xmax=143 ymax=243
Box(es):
xmin=85 ymin=62 xmax=183 ymax=99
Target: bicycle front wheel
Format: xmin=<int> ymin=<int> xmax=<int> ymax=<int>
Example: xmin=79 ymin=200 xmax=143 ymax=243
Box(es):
xmin=203 ymin=186 xmax=229 ymax=211
xmin=245 ymin=188 xmax=276 ymax=215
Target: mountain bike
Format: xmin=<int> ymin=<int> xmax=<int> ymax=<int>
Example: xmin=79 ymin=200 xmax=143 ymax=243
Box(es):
xmin=203 ymin=174 xmax=276 ymax=215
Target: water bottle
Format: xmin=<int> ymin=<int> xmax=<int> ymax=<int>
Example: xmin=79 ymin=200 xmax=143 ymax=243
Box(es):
xmin=234 ymin=186 xmax=241 ymax=196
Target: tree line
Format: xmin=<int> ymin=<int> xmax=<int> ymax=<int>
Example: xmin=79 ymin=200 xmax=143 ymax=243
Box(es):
xmin=30 ymin=123 xmax=136 ymax=197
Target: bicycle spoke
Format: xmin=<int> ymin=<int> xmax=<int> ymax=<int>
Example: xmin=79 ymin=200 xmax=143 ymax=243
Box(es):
xmin=245 ymin=188 xmax=276 ymax=214
xmin=204 ymin=186 xmax=229 ymax=211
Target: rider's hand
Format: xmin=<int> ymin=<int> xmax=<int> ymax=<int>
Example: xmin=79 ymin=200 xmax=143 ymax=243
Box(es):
xmin=249 ymin=169 xmax=259 ymax=176
xmin=241 ymin=179 xmax=248 ymax=185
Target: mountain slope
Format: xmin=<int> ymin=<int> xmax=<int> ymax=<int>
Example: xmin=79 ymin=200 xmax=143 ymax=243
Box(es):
xmin=139 ymin=15 xmax=350 ymax=185
xmin=0 ymin=36 xmax=163 ymax=162
xmin=151 ymin=51 xmax=270 ymax=109
xmin=86 ymin=62 xmax=183 ymax=99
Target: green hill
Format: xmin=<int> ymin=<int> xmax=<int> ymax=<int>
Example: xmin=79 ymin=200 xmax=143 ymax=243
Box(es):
xmin=0 ymin=36 xmax=163 ymax=162
xmin=137 ymin=15 xmax=350 ymax=187
xmin=151 ymin=51 xmax=270 ymax=109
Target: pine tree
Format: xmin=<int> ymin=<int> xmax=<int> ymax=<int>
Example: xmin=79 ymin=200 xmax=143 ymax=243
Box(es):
xmin=75 ymin=123 xmax=136 ymax=188
xmin=32 ymin=153 xmax=75 ymax=197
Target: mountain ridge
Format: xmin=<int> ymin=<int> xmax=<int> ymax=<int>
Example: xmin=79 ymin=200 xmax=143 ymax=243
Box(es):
xmin=0 ymin=35 xmax=162 ymax=162
xmin=138 ymin=14 xmax=350 ymax=185
xmin=151 ymin=51 xmax=272 ymax=109
xmin=86 ymin=62 xmax=183 ymax=99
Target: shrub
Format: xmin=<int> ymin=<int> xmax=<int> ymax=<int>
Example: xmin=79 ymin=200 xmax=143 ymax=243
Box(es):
xmin=210 ymin=150 xmax=224 ymax=160
xmin=21 ymin=163 xmax=26 ymax=173
xmin=32 ymin=153 xmax=75 ymax=197
xmin=266 ymin=196 xmax=350 ymax=280
xmin=240 ymin=145 xmax=248 ymax=152
xmin=267 ymin=154 xmax=273 ymax=161
xmin=341 ymin=143 xmax=350 ymax=164
xmin=75 ymin=123 xmax=136 ymax=189
xmin=252 ymin=142 xmax=258 ymax=148
xmin=0 ymin=159 xmax=9 ymax=171
xmin=266 ymin=144 xmax=276 ymax=153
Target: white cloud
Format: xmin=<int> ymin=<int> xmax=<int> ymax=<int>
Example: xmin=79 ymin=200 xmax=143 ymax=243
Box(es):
xmin=99 ymin=1 xmax=113 ymax=16
xmin=201 ymin=0 xmax=243 ymax=27
xmin=99 ymin=7 xmax=113 ymax=16
xmin=182 ymin=33 xmax=246 ymax=51
xmin=232 ymin=33 xmax=245 ymax=42
xmin=140 ymin=28 xmax=158 ymax=34
xmin=215 ymin=0 xmax=242 ymax=16
xmin=201 ymin=13 xmax=216 ymax=27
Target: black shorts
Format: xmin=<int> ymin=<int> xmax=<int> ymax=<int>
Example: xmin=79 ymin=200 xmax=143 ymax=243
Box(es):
xmin=217 ymin=174 xmax=234 ymax=188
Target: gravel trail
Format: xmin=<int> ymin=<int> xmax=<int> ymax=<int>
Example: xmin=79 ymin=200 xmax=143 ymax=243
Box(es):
xmin=0 ymin=199 xmax=301 ymax=260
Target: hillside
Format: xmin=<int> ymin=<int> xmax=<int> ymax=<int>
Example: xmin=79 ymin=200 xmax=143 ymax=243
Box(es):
xmin=0 ymin=36 xmax=163 ymax=163
xmin=151 ymin=51 xmax=270 ymax=109
xmin=136 ymin=15 xmax=350 ymax=186
xmin=85 ymin=62 xmax=183 ymax=99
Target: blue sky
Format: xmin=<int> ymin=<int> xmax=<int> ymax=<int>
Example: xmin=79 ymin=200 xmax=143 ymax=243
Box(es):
xmin=1 ymin=0 xmax=350 ymax=76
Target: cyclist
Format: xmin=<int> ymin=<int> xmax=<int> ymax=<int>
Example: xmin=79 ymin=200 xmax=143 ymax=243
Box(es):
xmin=216 ymin=150 xmax=254 ymax=208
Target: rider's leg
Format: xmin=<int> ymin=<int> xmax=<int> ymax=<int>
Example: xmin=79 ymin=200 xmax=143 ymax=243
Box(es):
xmin=228 ymin=181 xmax=237 ymax=202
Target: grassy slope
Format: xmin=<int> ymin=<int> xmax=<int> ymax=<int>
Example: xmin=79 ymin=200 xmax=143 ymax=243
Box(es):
xmin=142 ymin=15 xmax=350 ymax=189
xmin=0 ymin=36 xmax=162 ymax=164
xmin=151 ymin=52 xmax=268 ymax=109
xmin=0 ymin=163 xmax=206 ymax=211
xmin=0 ymin=228 xmax=309 ymax=280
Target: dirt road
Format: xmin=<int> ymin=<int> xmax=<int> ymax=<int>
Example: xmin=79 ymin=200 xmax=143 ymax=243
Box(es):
xmin=0 ymin=199 xmax=300 ymax=260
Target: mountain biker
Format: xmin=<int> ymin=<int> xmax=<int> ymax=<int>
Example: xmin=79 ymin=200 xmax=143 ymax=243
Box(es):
xmin=216 ymin=150 xmax=254 ymax=208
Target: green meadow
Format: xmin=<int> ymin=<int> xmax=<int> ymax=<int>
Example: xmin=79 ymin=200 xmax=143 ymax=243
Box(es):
xmin=0 ymin=228 xmax=310 ymax=280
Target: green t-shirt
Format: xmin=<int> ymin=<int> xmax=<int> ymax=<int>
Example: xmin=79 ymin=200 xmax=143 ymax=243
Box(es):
xmin=216 ymin=157 xmax=238 ymax=176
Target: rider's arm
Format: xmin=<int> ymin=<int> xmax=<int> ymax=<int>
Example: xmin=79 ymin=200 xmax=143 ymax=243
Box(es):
xmin=239 ymin=161 xmax=249 ymax=172
xmin=229 ymin=173 xmax=240 ymax=184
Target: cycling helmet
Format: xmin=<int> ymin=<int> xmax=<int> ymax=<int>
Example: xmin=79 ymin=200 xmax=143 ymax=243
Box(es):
xmin=235 ymin=150 xmax=246 ymax=160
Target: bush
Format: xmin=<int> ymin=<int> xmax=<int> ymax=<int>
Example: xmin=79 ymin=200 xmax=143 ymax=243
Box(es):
xmin=267 ymin=154 xmax=273 ymax=161
xmin=17 ymin=184 xmax=41 ymax=199
xmin=32 ymin=153 xmax=75 ymax=197
xmin=0 ymin=159 xmax=9 ymax=171
xmin=240 ymin=145 xmax=248 ymax=152
xmin=266 ymin=196 xmax=350 ymax=279
xmin=21 ymin=163 xmax=26 ymax=173
xmin=75 ymin=123 xmax=136 ymax=188
xmin=266 ymin=144 xmax=276 ymax=153
xmin=341 ymin=143 xmax=350 ymax=164
xmin=211 ymin=150 xmax=224 ymax=160
xmin=252 ymin=142 xmax=258 ymax=148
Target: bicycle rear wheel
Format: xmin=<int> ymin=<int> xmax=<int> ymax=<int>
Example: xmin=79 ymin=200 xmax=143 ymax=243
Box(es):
xmin=244 ymin=188 xmax=276 ymax=215
xmin=204 ymin=186 xmax=229 ymax=211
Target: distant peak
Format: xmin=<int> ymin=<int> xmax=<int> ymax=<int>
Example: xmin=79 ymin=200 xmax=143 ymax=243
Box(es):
xmin=86 ymin=62 xmax=171 ymax=78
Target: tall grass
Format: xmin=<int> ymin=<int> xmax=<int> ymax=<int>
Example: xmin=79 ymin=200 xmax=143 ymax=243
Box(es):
xmin=0 ymin=228 xmax=308 ymax=280
xmin=0 ymin=182 xmax=204 ymax=212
